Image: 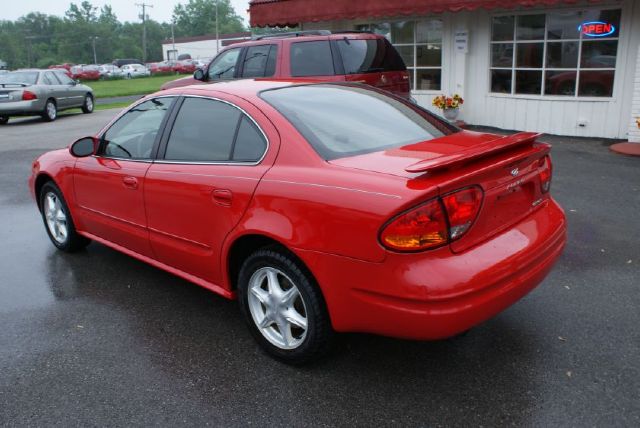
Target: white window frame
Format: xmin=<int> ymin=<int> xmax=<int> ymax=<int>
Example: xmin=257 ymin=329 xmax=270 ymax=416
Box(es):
xmin=489 ymin=6 xmax=622 ymax=99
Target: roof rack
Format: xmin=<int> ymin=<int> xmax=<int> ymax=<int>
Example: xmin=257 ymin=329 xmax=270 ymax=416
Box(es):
xmin=252 ymin=30 xmax=373 ymax=40
xmin=253 ymin=30 xmax=331 ymax=40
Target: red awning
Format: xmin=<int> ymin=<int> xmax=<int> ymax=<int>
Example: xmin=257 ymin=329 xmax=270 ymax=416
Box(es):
xmin=249 ymin=0 xmax=603 ymax=27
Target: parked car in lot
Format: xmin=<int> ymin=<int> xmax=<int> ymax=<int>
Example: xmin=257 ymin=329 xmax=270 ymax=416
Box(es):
xmin=98 ymin=64 xmax=123 ymax=79
xmin=161 ymin=30 xmax=411 ymax=99
xmin=112 ymin=58 xmax=143 ymax=68
xmin=173 ymin=59 xmax=197 ymax=74
xmin=121 ymin=63 xmax=151 ymax=79
xmin=70 ymin=65 xmax=101 ymax=81
xmin=0 ymin=69 xmax=94 ymax=124
xmin=30 ymin=80 xmax=565 ymax=363
xmin=148 ymin=61 xmax=175 ymax=75
xmin=49 ymin=63 xmax=74 ymax=72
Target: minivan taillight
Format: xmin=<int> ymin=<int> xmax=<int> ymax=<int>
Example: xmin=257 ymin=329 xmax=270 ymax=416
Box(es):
xmin=380 ymin=186 xmax=483 ymax=252
xmin=539 ymin=155 xmax=552 ymax=193
xmin=22 ymin=90 xmax=38 ymax=101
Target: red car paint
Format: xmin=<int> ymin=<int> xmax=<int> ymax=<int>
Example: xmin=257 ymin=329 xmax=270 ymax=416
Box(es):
xmin=30 ymin=80 xmax=566 ymax=340
xmin=161 ymin=32 xmax=411 ymax=99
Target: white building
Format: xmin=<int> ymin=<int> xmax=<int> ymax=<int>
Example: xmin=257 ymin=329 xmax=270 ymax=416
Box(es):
xmin=162 ymin=32 xmax=251 ymax=63
xmin=249 ymin=0 xmax=640 ymax=142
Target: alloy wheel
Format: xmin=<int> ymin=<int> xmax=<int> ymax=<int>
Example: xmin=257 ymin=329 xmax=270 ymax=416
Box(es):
xmin=46 ymin=101 xmax=57 ymax=120
xmin=247 ymin=267 xmax=308 ymax=350
xmin=44 ymin=192 xmax=68 ymax=244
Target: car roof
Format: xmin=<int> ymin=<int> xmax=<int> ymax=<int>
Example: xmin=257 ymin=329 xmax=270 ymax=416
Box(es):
xmin=221 ymin=31 xmax=382 ymax=50
xmin=159 ymin=79 xmax=322 ymax=100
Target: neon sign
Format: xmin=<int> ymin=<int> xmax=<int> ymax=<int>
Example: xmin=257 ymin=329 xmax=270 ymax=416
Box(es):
xmin=578 ymin=21 xmax=616 ymax=37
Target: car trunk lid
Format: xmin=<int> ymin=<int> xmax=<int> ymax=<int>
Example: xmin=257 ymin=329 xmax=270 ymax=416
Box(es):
xmin=330 ymin=131 xmax=551 ymax=252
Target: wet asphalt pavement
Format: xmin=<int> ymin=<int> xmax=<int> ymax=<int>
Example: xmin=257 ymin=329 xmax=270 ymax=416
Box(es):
xmin=0 ymin=111 xmax=639 ymax=426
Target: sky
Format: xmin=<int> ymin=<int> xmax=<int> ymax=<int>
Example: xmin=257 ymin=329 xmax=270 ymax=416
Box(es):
xmin=0 ymin=0 xmax=251 ymax=25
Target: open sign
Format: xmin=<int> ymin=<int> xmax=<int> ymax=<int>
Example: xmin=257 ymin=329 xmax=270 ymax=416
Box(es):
xmin=578 ymin=21 xmax=616 ymax=37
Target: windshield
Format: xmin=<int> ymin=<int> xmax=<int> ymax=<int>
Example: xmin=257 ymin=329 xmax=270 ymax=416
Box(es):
xmin=260 ymin=84 xmax=458 ymax=160
xmin=0 ymin=71 xmax=39 ymax=85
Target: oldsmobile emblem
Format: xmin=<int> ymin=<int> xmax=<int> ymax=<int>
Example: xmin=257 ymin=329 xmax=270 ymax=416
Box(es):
xmin=510 ymin=168 xmax=519 ymax=177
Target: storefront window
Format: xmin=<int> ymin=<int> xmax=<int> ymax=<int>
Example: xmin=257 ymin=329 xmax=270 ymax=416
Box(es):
xmin=490 ymin=9 xmax=620 ymax=97
xmin=357 ymin=18 xmax=443 ymax=91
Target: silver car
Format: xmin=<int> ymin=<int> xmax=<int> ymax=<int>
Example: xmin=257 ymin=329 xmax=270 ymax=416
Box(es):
xmin=0 ymin=69 xmax=94 ymax=124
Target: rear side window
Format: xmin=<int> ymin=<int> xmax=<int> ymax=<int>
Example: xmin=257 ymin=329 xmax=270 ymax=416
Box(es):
xmin=165 ymin=97 xmax=267 ymax=163
xmin=290 ymin=41 xmax=334 ymax=77
xmin=242 ymin=45 xmax=277 ymax=78
xmin=55 ymin=71 xmax=73 ymax=85
xmin=337 ymin=39 xmax=407 ymax=74
xmin=261 ymin=85 xmax=455 ymax=160
xmin=232 ymin=117 xmax=267 ymax=161
xmin=43 ymin=72 xmax=59 ymax=85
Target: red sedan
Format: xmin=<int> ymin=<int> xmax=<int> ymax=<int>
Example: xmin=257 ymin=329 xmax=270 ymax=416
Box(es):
xmin=29 ymin=80 xmax=566 ymax=363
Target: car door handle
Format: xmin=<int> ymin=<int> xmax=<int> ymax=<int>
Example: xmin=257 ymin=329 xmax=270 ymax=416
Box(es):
xmin=212 ymin=189 xmax=232 ymax=206
xmin=122 ymin=176 xmax=138 ymax=189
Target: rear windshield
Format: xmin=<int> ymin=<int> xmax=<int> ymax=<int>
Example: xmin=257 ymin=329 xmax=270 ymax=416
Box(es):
xmin=336 ymin=38 xmax=406 ymax=74
xmin=0 ymin=71 xmax=39 ymax=85
xmin=260 ymin=84 xmax=457 ymax=160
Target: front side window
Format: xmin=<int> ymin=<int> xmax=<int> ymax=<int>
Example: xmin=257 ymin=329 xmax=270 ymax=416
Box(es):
xmin=208 ymin=48 xmax=241 ymax=80
xmin=101 ymin=97 xmax=175 ymax=160
xmin=242 ymin=44 xmax=277 ymax=78
xmin=490 ymin=9 xmax=620 ymax=97
xmin=261 ymin=85 xmax=455 ymax=161
xmin=164 ymin=97 xmax=267 ymax=163
xmin=357 ymin=19 xmax=443 ymax=90
xmin=290 ymin=41 xmax=335 ymax=77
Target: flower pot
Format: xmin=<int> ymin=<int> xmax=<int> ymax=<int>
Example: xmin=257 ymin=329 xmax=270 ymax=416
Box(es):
xmin=443 ymin=108 xmax=459 ymax=121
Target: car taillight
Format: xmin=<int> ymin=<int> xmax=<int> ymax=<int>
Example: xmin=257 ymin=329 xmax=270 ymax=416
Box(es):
xmin=380 ymin=199 xmax=449 ymax=251
xmin=380 ymin=186 xmax=483 ymax=252
xmin=441 ymin=187 xmax=483 ymax=240
xmin=539 ymin=155 xmax=552 ymax=193
xmin=22 ymin=90 xmax=38 ymax=101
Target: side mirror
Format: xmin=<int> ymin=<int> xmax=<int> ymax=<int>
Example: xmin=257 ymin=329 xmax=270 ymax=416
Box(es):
xmin=70 ymin=137 xmax=98 ymax=158
xmin=71 ymin=80 xmax=78 ymax=86
xmin=193 ymin=68 xmax=206 ymax=81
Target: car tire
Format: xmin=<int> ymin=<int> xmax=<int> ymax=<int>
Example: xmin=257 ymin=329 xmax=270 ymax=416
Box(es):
xmin=0 ymin=115 xmax=8 ymax=125
xmin=81 ymin=94 xmax=94 ymax=114
xmin=238 ymin=248 xmax=333 ymax=365
xmin=42 ymin=99 xmax=57 ymax=122
xmin=39 ymin=181 xmax=90 ymax=252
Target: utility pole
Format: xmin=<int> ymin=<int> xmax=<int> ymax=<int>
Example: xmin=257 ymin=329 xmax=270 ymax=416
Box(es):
xmin=135 ymin=2 xmax=153 ymax=63
xmin=91 ymin=37 xmax=99 ymax=64
xmin=215 ymin=0 xmax=219 ymax=54
xmin=171 ymin=19 xmax=176 ymax=61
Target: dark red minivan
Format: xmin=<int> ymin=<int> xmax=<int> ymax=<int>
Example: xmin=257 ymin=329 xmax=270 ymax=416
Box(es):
xmin=161 ymin=30 xmax=411 ymax=99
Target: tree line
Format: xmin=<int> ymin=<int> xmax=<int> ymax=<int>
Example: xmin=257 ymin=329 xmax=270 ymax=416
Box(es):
xmin=0 ymin=0 xmax=246 ymax=69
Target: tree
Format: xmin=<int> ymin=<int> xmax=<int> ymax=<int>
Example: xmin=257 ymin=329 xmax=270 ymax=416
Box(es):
xmin=172 ymin=0 xmax=244 ymax=37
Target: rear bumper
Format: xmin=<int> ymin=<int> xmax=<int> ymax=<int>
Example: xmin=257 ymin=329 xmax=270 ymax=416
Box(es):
xmin=296 ymin=198 xmax=567 ymax=340
xmin=0 ymin=100 xmax=44 ymax=115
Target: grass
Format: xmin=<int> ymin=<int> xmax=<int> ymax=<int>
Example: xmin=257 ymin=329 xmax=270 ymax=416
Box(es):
xmin=85 ymin=75 xmax=183 ymax=99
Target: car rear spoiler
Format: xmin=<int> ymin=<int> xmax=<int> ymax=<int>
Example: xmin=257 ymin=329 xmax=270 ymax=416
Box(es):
xmin=405 ymin=132 xmax=542 ymax=173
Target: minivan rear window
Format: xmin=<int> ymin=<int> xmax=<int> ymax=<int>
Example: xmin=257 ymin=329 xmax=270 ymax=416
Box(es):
xmin=261 ymin=84 xmax=457 ymax=160
xmin=336 ymin=39 xmax=407 ymax=74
